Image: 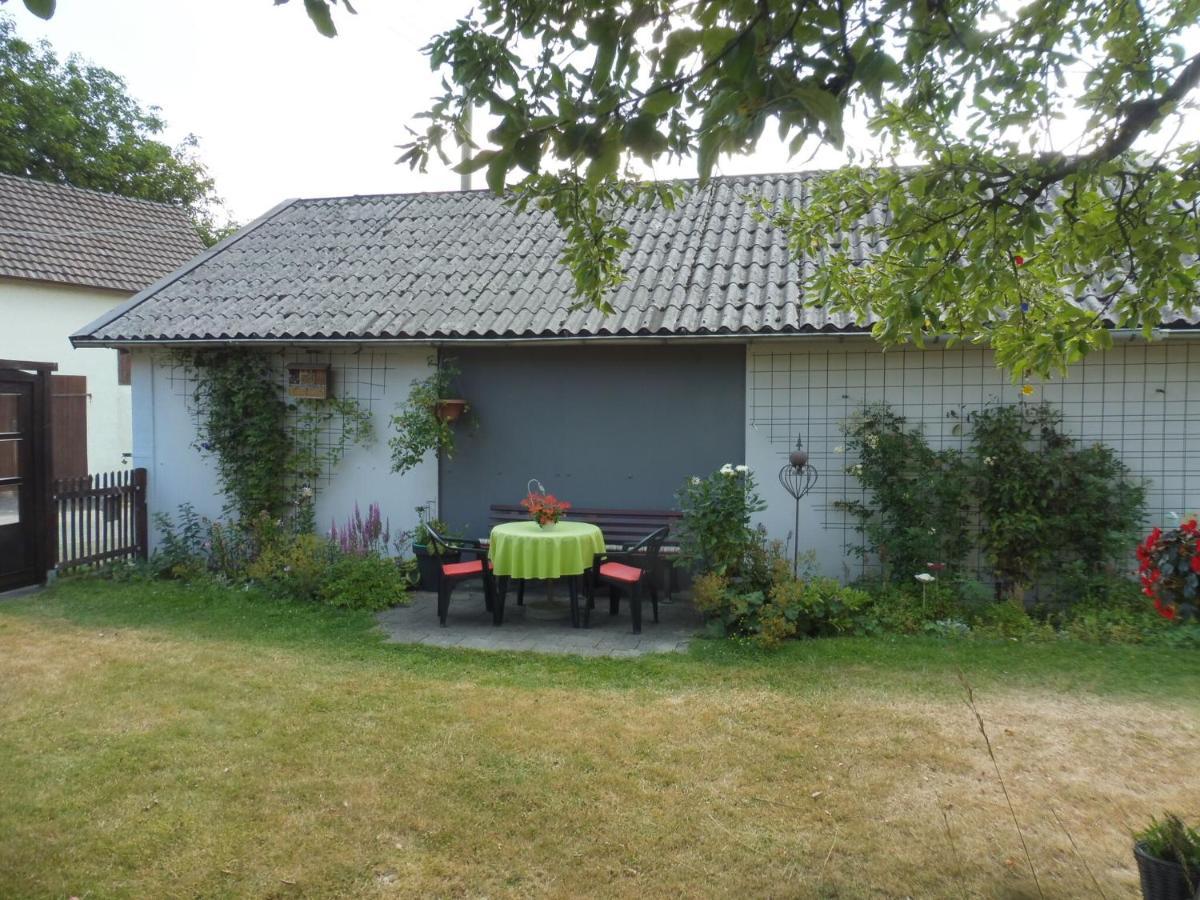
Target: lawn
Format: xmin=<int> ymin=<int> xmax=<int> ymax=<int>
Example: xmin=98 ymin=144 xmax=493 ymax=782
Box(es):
xmin=1 ymin=578 xmax=1197 ymax=898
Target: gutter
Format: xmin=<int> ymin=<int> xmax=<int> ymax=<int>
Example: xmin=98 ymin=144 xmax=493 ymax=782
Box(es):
xmin=69 ymin=325 xmax=1198 ymax=352
xmin=69 ymin=330 xmax=875 ymax=351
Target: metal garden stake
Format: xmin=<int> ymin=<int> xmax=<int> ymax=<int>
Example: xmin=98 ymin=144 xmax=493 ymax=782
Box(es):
xmin=778 ymin=436 xmax=818 ymax=576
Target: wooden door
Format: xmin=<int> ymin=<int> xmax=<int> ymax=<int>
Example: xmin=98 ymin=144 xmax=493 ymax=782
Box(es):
xmin=50 ymin=374 xmax=87 ymax=479
xmin=0 ymin=379 xmax=37 ymax=590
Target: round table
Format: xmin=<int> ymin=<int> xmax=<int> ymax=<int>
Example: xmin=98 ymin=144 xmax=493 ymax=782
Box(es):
xmin=488 ymin=521 xmax=606 ymax=626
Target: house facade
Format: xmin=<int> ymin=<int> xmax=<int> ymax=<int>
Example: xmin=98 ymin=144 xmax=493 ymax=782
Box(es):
xmin=71 ymin=175 xmax=1200 ymax=576
xmin=0 ymin=173 xmax=202 ymax=476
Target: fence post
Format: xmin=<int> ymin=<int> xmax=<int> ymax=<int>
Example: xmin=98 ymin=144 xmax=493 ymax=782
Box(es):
xmin=133 ymin=467 xmax=149 ymax=560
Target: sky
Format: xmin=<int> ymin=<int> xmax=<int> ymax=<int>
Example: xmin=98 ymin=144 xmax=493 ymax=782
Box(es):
xmin=8 ymin=0 xmax=866 ymax=223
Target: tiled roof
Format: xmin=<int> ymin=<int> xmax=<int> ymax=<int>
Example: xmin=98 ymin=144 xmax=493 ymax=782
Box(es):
xmin=72 ymin=172 xmax=1197 ymax=344
xmin=0 ymin=173 xmax=203 ymax=294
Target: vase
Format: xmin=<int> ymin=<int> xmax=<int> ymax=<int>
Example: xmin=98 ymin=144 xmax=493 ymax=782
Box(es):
xmin=1134 ymin=843 xmax=1200 ymax=900
xmin=538 ymin=520 xmax=558 ymax=530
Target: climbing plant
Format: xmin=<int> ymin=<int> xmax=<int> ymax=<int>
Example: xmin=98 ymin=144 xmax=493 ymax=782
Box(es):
xmin=389 ymin=356 xmax=469 ymax=475
xmin=188 ymin=350 xmax=372 ymax=526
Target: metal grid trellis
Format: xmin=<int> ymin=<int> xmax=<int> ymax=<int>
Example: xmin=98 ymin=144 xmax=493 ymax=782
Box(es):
xmin=161 ymin=347 xmax=395 ymax=485
xmin=749 ymin=339 xmax=1200 ymax=579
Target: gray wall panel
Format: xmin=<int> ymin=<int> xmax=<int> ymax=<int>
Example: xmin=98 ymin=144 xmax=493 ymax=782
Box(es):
xmin=440 ymin=345 xmax=745 ymax=537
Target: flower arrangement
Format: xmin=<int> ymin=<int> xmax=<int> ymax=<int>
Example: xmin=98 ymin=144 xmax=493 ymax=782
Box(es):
xmin=1137 ymin=514 xmax=1199 ymax=621
xmin=521 ymin=490 xmax=571 ymax=527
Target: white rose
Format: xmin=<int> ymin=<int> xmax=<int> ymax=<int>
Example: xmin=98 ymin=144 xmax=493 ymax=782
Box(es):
xmin=719 ymin=464 xmax=734 ymax=476
xmin=691 ymin=476 xmax=701 ymax=485
xmin=914 ymin=573 xmax=935 ymax=583
xmin=735 ymin=464 xmax=748 ymax=474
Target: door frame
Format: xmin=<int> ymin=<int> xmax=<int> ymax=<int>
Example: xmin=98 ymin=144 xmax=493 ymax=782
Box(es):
xmin=0 ymin=359 xmax=56 ymax=590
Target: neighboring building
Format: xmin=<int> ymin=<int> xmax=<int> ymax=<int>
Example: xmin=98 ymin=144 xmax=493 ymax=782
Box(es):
xmin=69 ymin=174 xmax=1200 ymax=577
xmin=0 ymin=173 xmax=202 ymax=476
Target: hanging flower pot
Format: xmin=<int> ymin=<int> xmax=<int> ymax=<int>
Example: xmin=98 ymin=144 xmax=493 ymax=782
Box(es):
xmin=434 ymin=399 xmax=468 ymax=423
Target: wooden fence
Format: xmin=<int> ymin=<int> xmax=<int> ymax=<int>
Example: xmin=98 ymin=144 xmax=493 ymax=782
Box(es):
xmin=53 ymin=468 xmax=148 ymax=570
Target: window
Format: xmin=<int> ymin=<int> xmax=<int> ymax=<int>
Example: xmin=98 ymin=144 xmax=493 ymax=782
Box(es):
xmin=117 ymin=350 xmax=131 ymax=386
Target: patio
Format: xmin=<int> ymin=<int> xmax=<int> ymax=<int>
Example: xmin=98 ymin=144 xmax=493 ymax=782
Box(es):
xmin=377 ymin=584 xmax=703 ymax=656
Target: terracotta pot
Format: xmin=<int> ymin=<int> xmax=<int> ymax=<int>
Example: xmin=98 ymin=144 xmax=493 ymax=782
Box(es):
xmin=434 ymin=399 xmax=468 ymax=423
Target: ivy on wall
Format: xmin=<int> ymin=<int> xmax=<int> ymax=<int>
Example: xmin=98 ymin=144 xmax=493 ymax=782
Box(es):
xmin=187 ymin=349 xmax=372 ymax=527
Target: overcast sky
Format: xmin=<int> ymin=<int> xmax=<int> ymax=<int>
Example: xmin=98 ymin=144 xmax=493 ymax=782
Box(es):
xmin=8 ymin=2 xmax=1197 ymax=224
xmin=7 ymin=0 xmax=880 ymax=222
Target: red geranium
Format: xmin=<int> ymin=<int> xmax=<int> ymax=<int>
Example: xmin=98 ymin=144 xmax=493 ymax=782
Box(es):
xmin=521 ymin=491 xmax=571 ymax=527
xmin=1138 ymin=516 xmax=1199 ymax=621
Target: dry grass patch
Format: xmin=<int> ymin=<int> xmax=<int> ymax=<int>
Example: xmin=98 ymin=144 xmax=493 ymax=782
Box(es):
xmin=0 ymin=606 xmax=1195 ymax=898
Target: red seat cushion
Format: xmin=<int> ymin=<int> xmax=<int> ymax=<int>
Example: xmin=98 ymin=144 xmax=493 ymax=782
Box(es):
xmin=442 ymin=559 xmax=485 ymax=577
xmin=599 ymin=561 xmax=643 ymax=584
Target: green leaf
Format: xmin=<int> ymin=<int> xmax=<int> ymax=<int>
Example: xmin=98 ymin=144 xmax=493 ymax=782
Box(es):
xmin=513 ymin=134 xmax=543 ymax=174
xmin=303 ymin=0 xmax=337 ymax=37
xmin=792 ymin=86 xmax=841 ymax=130
xmin=451 ymin=149 xmax=497 ymax=175
xmin=485 ymin=151 xmax=510 ymax=194
xmin=22 ymin=0 xmax=55 ymax=18
xmin=640 ymin=88 xmax=680 ymax=117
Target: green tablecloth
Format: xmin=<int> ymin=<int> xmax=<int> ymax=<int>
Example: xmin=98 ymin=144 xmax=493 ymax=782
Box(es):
xmin=488 ymin=521 xmax=605 ymax=579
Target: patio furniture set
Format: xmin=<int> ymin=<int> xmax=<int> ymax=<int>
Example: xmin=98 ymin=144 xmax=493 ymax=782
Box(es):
xmin=426 ymin=515 xmax=674 ymax=634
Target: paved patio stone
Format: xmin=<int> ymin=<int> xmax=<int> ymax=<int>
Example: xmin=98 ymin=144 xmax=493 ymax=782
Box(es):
xmin=376 ymin=585 xmax=703 ymax=657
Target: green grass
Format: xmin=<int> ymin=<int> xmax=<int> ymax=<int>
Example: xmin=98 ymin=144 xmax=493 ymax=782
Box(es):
xmin=10 ymin=575 xmax=1198 ymax=700
xmin=1 ymin=577 xmax=1196 ymax=898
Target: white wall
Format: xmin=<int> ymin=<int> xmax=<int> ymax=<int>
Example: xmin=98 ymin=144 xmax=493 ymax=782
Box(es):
xmin=0 ymin=278 xmax=132 ymax=472
xmin=131 ymin=346 xmax=440 ymax=548
xmin=745 ymin=336 xmax=1200 ymax=580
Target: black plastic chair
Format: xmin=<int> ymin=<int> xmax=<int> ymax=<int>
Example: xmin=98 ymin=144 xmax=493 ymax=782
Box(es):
xmin=587 ymin=526 xmax=669 ymax=633
xmin=424 ymin=524 xmax=494 ymax=626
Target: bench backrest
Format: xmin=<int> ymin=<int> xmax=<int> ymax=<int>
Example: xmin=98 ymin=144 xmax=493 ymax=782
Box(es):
xmin=488 ymin=504 xmax=682 ymax=548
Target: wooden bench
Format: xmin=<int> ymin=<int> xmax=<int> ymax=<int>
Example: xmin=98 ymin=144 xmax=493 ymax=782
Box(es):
xmin=487 ymin=504 xmax=683 ymax=598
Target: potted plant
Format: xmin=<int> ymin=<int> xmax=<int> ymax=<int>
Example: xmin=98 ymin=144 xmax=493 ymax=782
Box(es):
xmin=1133 ymin=815 xmax=1200 ymax=900
xmin=411 ymin=513 xmax=462 ymax=591
xmin=389 ymin=356 xmax=471 ymax=475
xmin=521 ymin=487 xmax=571 ymax=528
xmin=1137 ymin=514 xmax=1199 ymax=623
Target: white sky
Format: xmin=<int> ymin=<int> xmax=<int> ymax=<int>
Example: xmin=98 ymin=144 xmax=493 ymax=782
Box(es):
xmin=8 ymin=2 xmax=1196 ymax=223
xmin=8 ymin=0 xmax=872 ymax=222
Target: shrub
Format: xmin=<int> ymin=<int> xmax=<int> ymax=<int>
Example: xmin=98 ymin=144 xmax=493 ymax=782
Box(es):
xmin=773 ymin=576 xmax=874 ymax=638
xmin=151 ymin=503 xmax=208 ymax=579
xmin=861 ymin=580 xmax=967 ymax=635
xmin=692 ymin=545 xmax=873 ymax=648
xmin=676 ymin=464 xmax=767 ymax=577
xmin=835 ymin=405 xmax=973 ymax=581
xmin=246 ymin=533 xmax=336 ymax=602
xmin=320 ymin=553 xmax=412 ymax=611
xmin=967 ymin=599 xmax=1056 ymax=641
xmin=970 ymin=403 xmax=1145 ymax=599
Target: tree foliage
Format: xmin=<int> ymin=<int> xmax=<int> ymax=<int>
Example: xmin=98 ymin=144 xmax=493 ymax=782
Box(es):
xmin=0 ymin=15 xmax=232 ymax=244
xmin=391 ymin=0 xmax=1200 ymax=376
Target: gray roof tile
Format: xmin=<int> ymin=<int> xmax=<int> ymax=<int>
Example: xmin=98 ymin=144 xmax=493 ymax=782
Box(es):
xmin=74 ymin=172 xmax=1197 ymax=343
xmin=0 ymin=173 xmax=204 ymax=294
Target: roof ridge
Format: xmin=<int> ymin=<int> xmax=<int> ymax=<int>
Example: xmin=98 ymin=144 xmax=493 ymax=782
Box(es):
xmin=287 ymin=168 xmax=847 ymax=206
